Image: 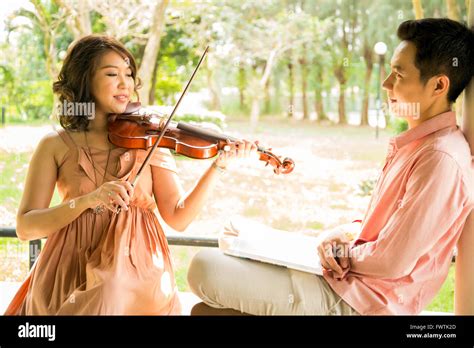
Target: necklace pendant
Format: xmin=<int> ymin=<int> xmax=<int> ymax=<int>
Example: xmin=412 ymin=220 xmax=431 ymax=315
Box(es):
xmin=92 ymin=204 xmax=106 ymax=215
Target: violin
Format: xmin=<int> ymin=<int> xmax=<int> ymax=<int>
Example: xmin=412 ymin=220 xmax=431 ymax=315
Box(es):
xmin=107 ymin=46 xmax=294 ymax=214
xmin=107 ymin=103 xmax=295 ymax=175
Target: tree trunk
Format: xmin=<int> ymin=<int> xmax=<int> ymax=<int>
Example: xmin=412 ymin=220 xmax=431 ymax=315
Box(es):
xmin=288 ymin=58 xmax=294 ymax=117
xmin=264 ymin=76 xmax=271 ymax=114
xmin=360 ymin=66 xmax=372 ymax=126
xmin=53 ymin=0 xmax=91 ymax=39
xmin=250 ymin=49 xmax=278 ymax=126
xmin=287 ymin=50 xmax=295 ymax=117
xmin=301 ymin=67 xmax=308 ymax=119
xmin=138 ymin=0 xmax=169 ymax=105
xmin=412 ymin=0 xmax=424 ymax=19
xmin=379 ymin=55 xmax=390 ymax=127
xmin=206 ymin=69 xmax=221 ymax=110
xmin=334 ymin=64 xmax=347 ymax=125
xmin=361 ymin=42 xmax=374 ymax=126
xmin=250 ymin=97 xmax=260 ymax=126
xmin=447 ymin=0 xmax=460 ymax=20
xmin=299 ymin=46 xmax=308 ymax=119
xmin=333 ymin=16 xmax=350 ymax=125
xmin=31 ymin=0 xmax=61 ymax=121
xmin=149 ymin=56 xmax=160 ymax=105
xmin=74 ymin=0 xmax=92 ymax=38
xmin=238 ymin=66 xmax=246 ymax=109
xmin=338 ymin=84 xmax=347 ymax=125
xmin=314 ymin=89 xmax=326 ymax=122
xmin=31 ymin=0 xmax=58 ymax=80
xmin=206 ymin=60 xmax=221 ymax=110
xmin=314 ymin=66 xmax=327 ymax=122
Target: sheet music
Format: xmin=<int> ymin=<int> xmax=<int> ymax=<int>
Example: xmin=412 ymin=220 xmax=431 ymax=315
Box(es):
xmin=219 ymin=216 xmax=324 ymax=275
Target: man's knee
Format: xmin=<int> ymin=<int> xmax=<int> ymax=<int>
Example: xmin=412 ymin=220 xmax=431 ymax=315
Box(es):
xmin=187 ymin=249 xmax=218 ymax=299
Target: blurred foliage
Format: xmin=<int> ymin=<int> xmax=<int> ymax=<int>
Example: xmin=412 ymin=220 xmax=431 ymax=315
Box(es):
xmin=0 ymin=0 xmax=468 ymax=124
xmin=153 ymin=25 xmax=199 ymax=105
xmin=358 ymin=178 xmax=377 ymax=197
xmin=174 ymin=112 xmax=227 ymax=130
xmin=19 ymin=80 xmax=54 ymax=120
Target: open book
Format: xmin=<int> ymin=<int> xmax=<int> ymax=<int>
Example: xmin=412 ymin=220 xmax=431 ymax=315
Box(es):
xmin=218 ymin=216 xmax=324 ymax=275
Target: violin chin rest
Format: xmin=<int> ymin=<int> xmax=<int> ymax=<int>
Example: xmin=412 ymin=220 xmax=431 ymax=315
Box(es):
xmin=124 ymin=102 xmax=142 ymax=114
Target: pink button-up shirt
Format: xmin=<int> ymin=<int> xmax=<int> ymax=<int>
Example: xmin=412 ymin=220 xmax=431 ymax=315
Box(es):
xmin=323 ymin=111 xmax=474 ymax=315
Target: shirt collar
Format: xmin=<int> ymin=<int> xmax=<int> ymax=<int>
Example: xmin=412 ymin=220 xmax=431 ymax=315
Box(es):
xmin=387 ymin=111 xmax=457 ymax=156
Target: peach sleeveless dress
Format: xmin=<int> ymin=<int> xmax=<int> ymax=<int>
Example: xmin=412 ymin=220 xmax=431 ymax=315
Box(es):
xmin=4 ymin=128 xmax=182 ymax=315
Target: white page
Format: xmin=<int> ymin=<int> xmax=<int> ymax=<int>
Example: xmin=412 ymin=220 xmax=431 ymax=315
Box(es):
xmin=219 ymin=216 xmax=325 ymax=275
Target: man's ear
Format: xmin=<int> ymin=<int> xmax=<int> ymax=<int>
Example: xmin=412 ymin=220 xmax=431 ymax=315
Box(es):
xmin=432 ymin=74 xmax=450 ymax=98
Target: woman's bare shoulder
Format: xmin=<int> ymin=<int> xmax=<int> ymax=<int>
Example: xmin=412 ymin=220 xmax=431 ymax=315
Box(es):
xmin=38 ymin=130 xmax=69 ymax=167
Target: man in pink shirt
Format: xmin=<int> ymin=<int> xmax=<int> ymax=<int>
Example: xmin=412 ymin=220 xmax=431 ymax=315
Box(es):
xmin=318 ymin=18 xmax=474 ymax=315
xmin=187 ymin=18 xmax=474 ymax=315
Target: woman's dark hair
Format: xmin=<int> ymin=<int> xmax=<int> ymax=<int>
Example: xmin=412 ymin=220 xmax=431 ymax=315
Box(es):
xmin=397 ymin=18 xmax=474 ymax=103
xmin=53 ymin=34 xmax=141 ymax=131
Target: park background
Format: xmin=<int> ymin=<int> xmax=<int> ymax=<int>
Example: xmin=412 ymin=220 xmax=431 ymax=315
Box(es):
xmin=0 ymin=0 xmax=471 ymax=313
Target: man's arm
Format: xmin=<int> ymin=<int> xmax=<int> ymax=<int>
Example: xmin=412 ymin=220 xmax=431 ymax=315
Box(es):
xmin=349 ymin=150 xmax=469 ymax=279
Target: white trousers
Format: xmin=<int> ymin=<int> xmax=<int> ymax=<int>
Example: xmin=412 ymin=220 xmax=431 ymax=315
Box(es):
xmin=187 ymin=249 xmax=359 ymax=315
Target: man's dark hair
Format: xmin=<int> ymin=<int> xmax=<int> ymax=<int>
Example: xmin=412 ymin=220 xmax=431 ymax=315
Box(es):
xmin=397 ymin=18 xmax=474 ymax=103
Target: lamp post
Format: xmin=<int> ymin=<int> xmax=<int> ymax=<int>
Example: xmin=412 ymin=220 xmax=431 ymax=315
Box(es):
xmin=374 ymin=41 xmax=387 ymax=139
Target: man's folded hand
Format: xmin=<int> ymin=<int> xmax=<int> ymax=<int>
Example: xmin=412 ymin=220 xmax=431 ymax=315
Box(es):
xmin=317 ymin=223 xmax=359 ymax=278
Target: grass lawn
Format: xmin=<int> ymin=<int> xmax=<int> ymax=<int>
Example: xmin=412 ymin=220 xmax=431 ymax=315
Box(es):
xmin=424 ymin=264 xmax=455 ymax=313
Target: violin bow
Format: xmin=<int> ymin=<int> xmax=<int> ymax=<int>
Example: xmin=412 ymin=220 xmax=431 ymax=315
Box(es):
xmin=115 ymin=46 xmax=209 ymax=213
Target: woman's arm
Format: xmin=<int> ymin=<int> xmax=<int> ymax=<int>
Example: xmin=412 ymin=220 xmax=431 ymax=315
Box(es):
xmin=152 ymin=162 xmax=222 ymax=232
xmin=16 ymin=133 xmax=95 ymax=241
xmin=17 ymin=132 xmax=133 ymax=241
xmin=153 ymin=140 xmax=257 ymax=232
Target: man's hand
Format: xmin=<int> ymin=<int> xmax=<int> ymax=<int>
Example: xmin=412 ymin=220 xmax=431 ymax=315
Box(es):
xmin=317 ymin=223 xmax=359 ymax=277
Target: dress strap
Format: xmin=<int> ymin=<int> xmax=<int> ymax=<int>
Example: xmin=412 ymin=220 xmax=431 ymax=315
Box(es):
xmin=56 ymin=128 xmax=79 ymax=150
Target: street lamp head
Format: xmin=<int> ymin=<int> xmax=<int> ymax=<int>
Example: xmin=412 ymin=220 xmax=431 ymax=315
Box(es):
xmin=374 ymin=41 xmax=388 ymax=56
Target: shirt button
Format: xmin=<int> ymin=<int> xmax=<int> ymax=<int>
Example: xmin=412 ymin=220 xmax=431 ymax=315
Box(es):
xmin=397 ymin=199 xmax=404 ymax=208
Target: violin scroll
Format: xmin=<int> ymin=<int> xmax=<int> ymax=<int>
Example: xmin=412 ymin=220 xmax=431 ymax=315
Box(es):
xmin=259 ymin=151 xmax=295 ymax=175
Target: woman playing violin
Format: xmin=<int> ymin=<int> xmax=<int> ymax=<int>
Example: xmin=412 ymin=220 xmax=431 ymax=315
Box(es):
xmin=5 ymin=34 xmax=257 ymax=315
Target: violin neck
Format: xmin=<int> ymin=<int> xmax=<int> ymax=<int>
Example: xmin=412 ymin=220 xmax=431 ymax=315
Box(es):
xmin=177 ymin=122 xmax=265 ymax=152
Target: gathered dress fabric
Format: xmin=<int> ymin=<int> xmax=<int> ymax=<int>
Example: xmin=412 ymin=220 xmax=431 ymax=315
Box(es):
xmin=4 ymin=128 xmax=182 ymax=315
